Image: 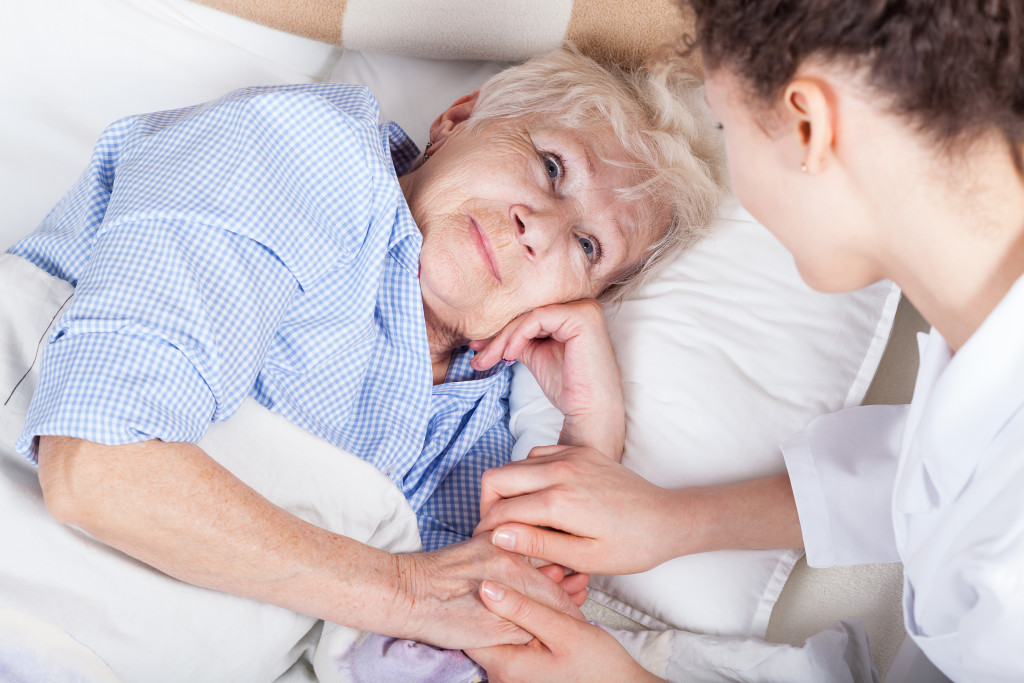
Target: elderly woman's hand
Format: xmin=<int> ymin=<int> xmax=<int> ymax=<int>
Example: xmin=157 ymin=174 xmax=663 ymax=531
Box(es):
xmin=388 ymin=534 xmax=587 ymax=649
xmin=470 ymin=300 xmax=624 ymax=458
xmin=465 ymin=580 xmax=662 ymax=683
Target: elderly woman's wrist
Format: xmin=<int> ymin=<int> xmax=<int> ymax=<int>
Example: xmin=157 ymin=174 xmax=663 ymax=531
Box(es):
xmin=318 ymin=547 xmax=419 ymax=639
xmin=378 ymin=551 xmax=426 ymax=638
xmin=558 ymin=415 xmax=625 ymax=459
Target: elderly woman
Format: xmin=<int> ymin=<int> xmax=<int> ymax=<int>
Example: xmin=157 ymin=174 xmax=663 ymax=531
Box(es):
xmin=470 ymin=1 xmax=1024 ymax=682
xmin=2 ymin=46 xmax=724 ymax=672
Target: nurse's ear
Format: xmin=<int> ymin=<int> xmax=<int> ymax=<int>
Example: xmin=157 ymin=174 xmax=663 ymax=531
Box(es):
xmin=783 ymin=78 xmax=834 ymax=175
xmin=425 ymin=90 xmax=480 ymax=156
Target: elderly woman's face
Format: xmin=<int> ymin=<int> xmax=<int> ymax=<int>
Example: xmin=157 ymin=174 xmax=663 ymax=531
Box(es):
xmin=406 ymin=118 xmax=665 ymax=341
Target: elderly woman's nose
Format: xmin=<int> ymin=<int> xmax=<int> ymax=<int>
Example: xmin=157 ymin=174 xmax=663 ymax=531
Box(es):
xmin=511 ymin=203 xmax=565 ymax=258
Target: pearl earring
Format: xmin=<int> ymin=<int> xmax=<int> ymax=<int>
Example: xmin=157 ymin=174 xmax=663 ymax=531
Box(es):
xmin=800 ymin=162 xmax=808 ymax=173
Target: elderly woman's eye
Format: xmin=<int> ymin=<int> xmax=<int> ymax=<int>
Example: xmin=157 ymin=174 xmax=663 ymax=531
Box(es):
xmin=577 ymin=234 xmax=601 ymax=262
xmin=542 ymin=152 xmax=563 ymax=181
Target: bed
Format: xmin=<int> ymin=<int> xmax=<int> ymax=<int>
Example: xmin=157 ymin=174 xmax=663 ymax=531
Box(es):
xmin=0 ymin=1 xmax=950 ymax=681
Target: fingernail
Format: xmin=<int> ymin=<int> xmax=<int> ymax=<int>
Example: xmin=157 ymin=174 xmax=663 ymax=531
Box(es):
xmin=492 ymin=529 xmax=516 ymax=550
xmin=481 ymin=581 xmax=505 ymax=602
xmin=504 ymin=359 xmax=516 ymax=366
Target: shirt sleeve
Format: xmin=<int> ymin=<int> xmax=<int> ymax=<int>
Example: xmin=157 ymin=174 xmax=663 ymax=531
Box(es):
xmin=16 ymin=85 xmax=386 ymax=461
xmin=17 ymin=216 xmax=300 ymax=461
xmin=782 ymin=404 xmax=909 ymax=566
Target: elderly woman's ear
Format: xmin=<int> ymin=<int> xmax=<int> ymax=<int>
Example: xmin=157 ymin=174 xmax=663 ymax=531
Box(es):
xmin=426 ymin=90 xmax=480 ymax=154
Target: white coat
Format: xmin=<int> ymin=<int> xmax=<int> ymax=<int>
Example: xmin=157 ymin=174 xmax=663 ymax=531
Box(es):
xmin=783 ymin=275 xmax=1024 ymax=683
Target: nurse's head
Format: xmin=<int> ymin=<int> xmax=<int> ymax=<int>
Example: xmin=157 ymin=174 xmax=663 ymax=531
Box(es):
xmin=686 ymin=0 xmax=1024 ymax=293
xmin=401 ymin=46 xmax=728 ymax=343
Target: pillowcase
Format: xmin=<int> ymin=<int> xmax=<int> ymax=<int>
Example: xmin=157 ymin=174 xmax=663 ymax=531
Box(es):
xmin=325 ymin=49 xmax=509 ymax=150
xmin=0 ymin=0 xmax=341 ymax=251
xmin=186 ymin=0 xmax=692 ymax=66
xmin=509 ymin=201 xmax=900 ymax=637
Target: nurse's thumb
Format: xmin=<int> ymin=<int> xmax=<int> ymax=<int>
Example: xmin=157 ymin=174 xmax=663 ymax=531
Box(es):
xmin=491 ymin=524 xmax=581 ymax=570
xmin=480 ymin=581 xmax=560 ymax=642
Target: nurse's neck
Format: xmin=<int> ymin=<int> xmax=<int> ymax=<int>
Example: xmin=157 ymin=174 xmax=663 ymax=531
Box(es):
xmin=879 ymin=138 xmax=1024 ymax=352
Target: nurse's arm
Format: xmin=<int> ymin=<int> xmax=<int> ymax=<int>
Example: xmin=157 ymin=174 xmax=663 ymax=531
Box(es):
xmin=676 ymin=472 xmax=804 ymax=555
xmin=481 ymin=405 xmax=911 ymax=574
xmin=478 ymin=446 xmax=803 ymax=575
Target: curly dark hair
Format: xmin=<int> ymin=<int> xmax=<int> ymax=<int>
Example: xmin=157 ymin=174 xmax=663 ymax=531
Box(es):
xmin=683 ymin=0 xmax=1024 ymax=172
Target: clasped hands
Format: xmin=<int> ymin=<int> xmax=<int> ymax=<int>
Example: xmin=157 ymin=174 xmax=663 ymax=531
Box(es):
xmin=470 ymin=300 xmax=682 ymax=575
xmin=465 ymin=300 xmax=677 ymax=681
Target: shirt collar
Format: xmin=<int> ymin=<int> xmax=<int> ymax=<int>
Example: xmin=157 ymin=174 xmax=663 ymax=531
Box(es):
xmin=384 ymin=120 xmax=420 ymax=177
xmin=896 ymin=273 xmax=1024 ymax=512
xmin=379 ymin=119 xmax=423 ymax=274
xmin=445 ymin=347 xmax=510 ymax=383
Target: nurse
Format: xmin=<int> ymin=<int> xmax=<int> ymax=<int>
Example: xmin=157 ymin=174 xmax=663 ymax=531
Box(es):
xmin=468 ymin=0 xmax=1024 ymax=680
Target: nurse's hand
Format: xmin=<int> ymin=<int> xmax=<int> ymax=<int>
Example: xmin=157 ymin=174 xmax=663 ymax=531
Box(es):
xmin=478 ymin=447 xmax=804 ymax=574
xmin=469 ymin=300 xmax=624 ymax=458
xmin=465 ymin=580 xmax=662 ymax=683
xmin=475 ymin=445 xmax=683 ymax=575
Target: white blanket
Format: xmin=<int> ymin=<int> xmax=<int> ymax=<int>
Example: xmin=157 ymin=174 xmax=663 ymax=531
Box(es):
xmin=0 ymin=253 xmax=422 ymax=682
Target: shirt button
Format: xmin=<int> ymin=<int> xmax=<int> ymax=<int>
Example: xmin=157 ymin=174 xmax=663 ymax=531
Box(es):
xmin=384 ymin=467 xmax=394 ymax=477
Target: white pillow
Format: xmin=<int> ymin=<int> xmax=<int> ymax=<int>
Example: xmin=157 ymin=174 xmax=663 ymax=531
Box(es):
xmin=324 ymin=50 xmax=510 ymax=150
xmin=509 ymin=201 xmax=900 ymax=637
xmin=0 ymin=0 xmax=341 ymax=251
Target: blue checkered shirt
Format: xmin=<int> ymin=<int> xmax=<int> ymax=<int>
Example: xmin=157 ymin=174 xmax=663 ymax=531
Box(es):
xmin=8 ymin=83 xmax=514 ymax=551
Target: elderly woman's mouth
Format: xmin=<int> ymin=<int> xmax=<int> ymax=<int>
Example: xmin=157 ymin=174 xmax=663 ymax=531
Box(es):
xmin=469 ymin=217 xmax=503 ymax=283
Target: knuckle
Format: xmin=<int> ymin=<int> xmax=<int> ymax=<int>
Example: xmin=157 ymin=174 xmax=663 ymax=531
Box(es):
xmin=493 ymin=544 xmax=522 ymax=569
xmin=528 ymin=444 xmax=557 ymax=459
xmin=538 ymin=489 xmax=564 ymax=517
xmin=479 ymin=467 xmax=499 ymax=491
xmin=487 ymin=495 xmax=509 ymax=519
xmin=556 ymin=586 xmax=575 ymax=613
xmin=549 ymin=459 xmax=577 ymax=479
xmin=579 ymin=298 xmax=604 ymax=320
xmin=521 ymin=531 xmax=547 ymax=559
xmin=505 ymin=593 xmax=535 ymax=623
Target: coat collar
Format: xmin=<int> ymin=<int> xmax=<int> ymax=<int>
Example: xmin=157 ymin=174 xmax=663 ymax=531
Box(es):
xmin=895 ymin=274 xmax=1024 ymax=513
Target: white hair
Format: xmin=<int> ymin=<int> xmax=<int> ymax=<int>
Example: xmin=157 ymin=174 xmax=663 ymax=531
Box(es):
xmin=469 ymin=45 xmax=729 ymax=303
